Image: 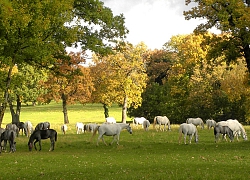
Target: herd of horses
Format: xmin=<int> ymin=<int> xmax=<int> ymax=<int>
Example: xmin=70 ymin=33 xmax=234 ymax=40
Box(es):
xmin=0 ymin=116 xmax=248 ymax=153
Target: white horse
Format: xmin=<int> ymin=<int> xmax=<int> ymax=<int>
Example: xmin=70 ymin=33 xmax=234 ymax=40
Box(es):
xmin=91 ymin=123 xmax=132 ymax=146
xmin=133 ymin=117 xmax=147 ymax=129
xmin=105 ymin=117 xmax=116 ymax=124
xmin=206 ymin=119 xmax=216 ymax=129
xmin=186 ymin=118 xmax=204 ymax=129
xmin=217 ymin=119 xmax=247 ymax=141
xmin=61 ymin=124 xmax=67 ymax=135
xmin=179 ymin=123 xmax=198 ymax=144
xmin=85 ymin=123 xmax=98 ymax=133
xmin=24 ymin=121 xmax=33 ymax=137
xmin=76 ymin=122 xmax=84 ymax=134
xmin=153 ymin=116 xmax=171 ymax=131
xmin=143 ymin=120 xmax=150 ymax=131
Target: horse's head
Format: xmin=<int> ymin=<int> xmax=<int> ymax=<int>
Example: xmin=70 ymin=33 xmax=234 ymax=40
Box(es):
xmin=243 ymin=133 xmax=248 ymax=141
xmin=127 ymin=124 xmax=133 ymax=134
xmin=28 ymin=142 xmax=33 ymax=151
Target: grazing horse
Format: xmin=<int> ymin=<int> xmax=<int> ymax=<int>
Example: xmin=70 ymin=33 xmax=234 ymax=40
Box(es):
xmin=61 ymin=124 xmax=67 ymax=135
xmin=179 ymin=123 xmax=198 ymax=144
xmin=133 ymin=117 xmax=147 ymax=129
xmin=91 ymin=123 xmax=132 ymax=146
xmin=214 ymin=125 xmax=234 ymax=143
xmin=35 ymin=122 xmax=50 ymax=130
xmin=28 ymin=129 xmax=57 ymax=151
xmin=85 ymin=123 xmax=98 ymax=133
xmin=6 ymin=123 xmax=19 ymax=137
xmin=217 ymin=119 xmax=247 ymax=141
xmin=13 ymin=122 xmax=27 ymax=136
xmin=206 ymin=119 xmax=216 ymax=129
xmin=143 ymin=120 xmax=150 ymax=131
xmin=24 ymin=121 xmax=33 ymax=137
xmin=76 ymin=122 xmax=84 ymax=134
xmin=186 ymin=118 xmax=204 ymax=129
xmin=153 ymin=116 xmax=171 ymax=131
xmin=105 ymin=117 xmax=116 ymax=124
xmin=0 ymin=129 xmax=16 ymax=153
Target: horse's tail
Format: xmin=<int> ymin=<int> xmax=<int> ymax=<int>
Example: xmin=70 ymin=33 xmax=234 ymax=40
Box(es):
xmin=178 ymin=126 xmax=183 ymax=144
xmin=153 ymin=117 xmax=157 ymax=128
xmin=10 ymin=131 xmax=15 ymax=142
xmin=90 ymin=126 xmax=100 ymax=142
xmin=55 ymin=131 xmax=57 ymax=141
xmin=133 ymin=118 xmax=135 ymax=126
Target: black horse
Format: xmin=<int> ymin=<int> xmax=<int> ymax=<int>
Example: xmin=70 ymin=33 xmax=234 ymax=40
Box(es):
xmin=0 ymin=129 xmax=16 ymax=153
xmin=28 ymin=129 xmax=57 ymax=151
xmin=214 ymin=125 xmax=234 ymax=143
xmin=13 ymin=122 xmax=27 ymax=136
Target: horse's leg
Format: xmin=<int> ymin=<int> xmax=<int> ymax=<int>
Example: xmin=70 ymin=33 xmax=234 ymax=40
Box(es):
xmin=34 ymin=140 xmax=38 ymax=150
xmin=234 ymin=131 xmax=239 ymax=141
xmin=116 ymin=134 xmax=119 ymax=145
xmin=101 ymin=136 xmax=107 ymax=146
xmin=38 ymin=140 xmax=42 ymax=151
xmin=223 ymin=134 xmax=228 ymax=142
xmin=4 ymin=140 xmax=7 ymax=152
xmin=110 ymin=135 xmax=118 ymax=145
xmin=49 ymin=139 xmax=55 ymax=151
xmin=8 ymin=140 xmax=11 ymax=152
xmin=184 ymin=134 xmax=187 ymax=144
xmin=215 ymin=133 xmax=219 ymax=143
xmin=189 ymin=134 xmax=193 ymax=144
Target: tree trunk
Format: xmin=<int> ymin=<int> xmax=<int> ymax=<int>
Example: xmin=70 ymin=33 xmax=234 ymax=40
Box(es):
xmin=8 ymin=95 xmax=21 ymax=124
xmin=0 ymin=66 xmax=13 ymax=128
xmin=62 ymin=93 xmax=69 ymax=124
xmin=243 ymin=44 xmax=250 ymax=72
xmin=103 ymin=103 xmax=109 ymax=118
xmin=121 ymin=95 xmax=128 ymax=123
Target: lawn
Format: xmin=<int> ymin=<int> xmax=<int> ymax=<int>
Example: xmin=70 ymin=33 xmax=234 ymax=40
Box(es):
xmin=1 ymin=103 xmax=250 ymax=180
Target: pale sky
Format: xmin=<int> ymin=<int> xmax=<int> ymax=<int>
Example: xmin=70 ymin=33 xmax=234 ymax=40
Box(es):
xmin=102 ymin=0 xmax=203 ymax=50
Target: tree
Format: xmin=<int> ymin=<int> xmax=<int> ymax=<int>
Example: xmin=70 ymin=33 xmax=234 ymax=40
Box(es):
xmin=91 ymin=42 xmax=148 ymax=123
xmin=7 ymin=65 xmax=47 ymax=123
xmin=0 ymin=0 xmax=128 ymax=126
xmin=184 ymin=0 xmax=250 ymax=72
xmin=39 ymin=52 xmax=94 ymax=124
xmin=145 ymin=50 xmax=173 ymax=85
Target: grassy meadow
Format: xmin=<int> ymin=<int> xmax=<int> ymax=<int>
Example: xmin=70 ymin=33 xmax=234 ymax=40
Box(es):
xmin=1 ymin=102 xmax=250 ymax=180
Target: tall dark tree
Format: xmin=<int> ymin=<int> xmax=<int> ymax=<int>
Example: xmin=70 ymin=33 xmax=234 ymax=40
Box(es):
xmin=184 ymin=0 xmax=250 ymax=72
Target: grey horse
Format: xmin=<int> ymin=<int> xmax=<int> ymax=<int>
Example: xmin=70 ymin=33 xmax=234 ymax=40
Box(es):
xmin=153 ymin=116 xmax=171 ymax=131
xmin=0 ymin=129 xmax=17 ymax=153
xmin=179 ymin=123 xmax=198 ymax=144
xmin=206 ymin=119 xmax=216 ymax=129
xmin=143 ymin=120 xmax=150 ymax=131
xmin=214 ymin=125 xmax=234 ymax=143
xmin=91 ymin=123 xmax=132 ymax=146
xmin=186 ymin=118 xmax=204 ymax=129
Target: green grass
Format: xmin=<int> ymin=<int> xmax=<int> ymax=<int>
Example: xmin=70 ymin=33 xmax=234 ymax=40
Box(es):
xmin=1 ymin=103 xmax=250 ymax=180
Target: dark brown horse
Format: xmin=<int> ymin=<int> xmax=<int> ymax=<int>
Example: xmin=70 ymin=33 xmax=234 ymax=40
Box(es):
xmin=28 ymin=129 xmax=57 ymax=151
